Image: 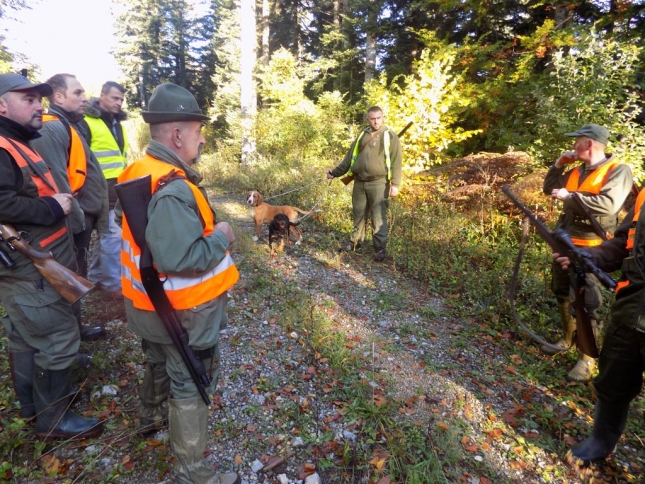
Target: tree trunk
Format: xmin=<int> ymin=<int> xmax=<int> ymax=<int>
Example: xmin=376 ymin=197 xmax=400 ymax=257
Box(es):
xmin=364 ymin=0 xmax=378 ymax=84
xmin=240 ymin=0 xmax=257 ymax=165
xmin=261 ymin=0 xmax=270 ymax=67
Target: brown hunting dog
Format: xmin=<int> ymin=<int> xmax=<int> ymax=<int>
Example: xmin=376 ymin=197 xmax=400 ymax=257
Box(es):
xmin=246 ymin=190 xmax=309 ymax=240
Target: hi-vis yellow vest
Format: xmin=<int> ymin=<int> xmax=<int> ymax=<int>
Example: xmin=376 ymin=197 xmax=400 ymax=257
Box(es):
xmin=348 ymin=130 xmax=392 ymax=180
xmin=84 ymin=116 xmax=128 ymax=179
xmin=118 ymin=155 xmax=239 ymax=311
xmin=42 ymin=113 xmax=87 ymax=193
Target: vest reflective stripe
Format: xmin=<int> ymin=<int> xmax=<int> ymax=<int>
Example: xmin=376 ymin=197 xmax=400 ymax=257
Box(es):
xmin=40 ymin=226 xmax=68 ymax=247
xmin=84 ymin=115 xmax=128 ymax=179
xmin=348 ymin=130 xmax=392 ymax=180
xmin=0 ymin=137 xmax=59 ymax=197
xmin=564 ymin=160 xmax=619 ymax=194
xmin=569 ymin=237 xmax=603 ymax=247
xmin=118 ymin=155 xmax=239 ymax=311
xmin=42 ymin=113 xmax=87 ymax=192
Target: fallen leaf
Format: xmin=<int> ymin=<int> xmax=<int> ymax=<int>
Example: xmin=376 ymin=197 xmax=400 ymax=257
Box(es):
xmin=234 ymin=454 xmax=243 ymax=464
xmin=45 ymin=456 xmax=60 ymax=474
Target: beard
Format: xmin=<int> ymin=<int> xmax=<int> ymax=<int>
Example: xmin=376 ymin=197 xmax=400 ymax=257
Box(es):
xmin=192 ymin=143 xmax=204 ymax=165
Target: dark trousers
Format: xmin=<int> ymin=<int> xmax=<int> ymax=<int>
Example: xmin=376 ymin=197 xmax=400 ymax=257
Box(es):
xmin=594 ymin=322 xmax=645 ymax=404
xmin=73 ymin=213 xmax=98 ymax=279
xmin=551 ymin=261 xmax=602 ymax=320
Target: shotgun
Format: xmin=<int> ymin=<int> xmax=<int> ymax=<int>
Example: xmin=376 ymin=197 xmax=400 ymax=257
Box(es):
xmin=339 ymin=121 xmax=414 ymax=186
xmin=0 ymin=223 xmax=94 ymax=303
xmin=502 ymin=186 xmax=616 ymax=357
xmin=116 ymin=175 xmax=212 ymax=406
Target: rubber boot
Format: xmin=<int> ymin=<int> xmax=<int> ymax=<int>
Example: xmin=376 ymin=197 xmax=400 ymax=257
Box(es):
xmin=33 ymin=366 xmax=103 ymax=440
xmin=570 ymin=399 xmax=629 ymax=464
xmin=169 ymin=397 xmax=240 ymax=484
xmin=8 ymin=349 xmax=36 ymax=419
xmin=138 ymin=361 xmax=170 ymax=437
xmin=541 ymin=301 xmax=576 ymax=355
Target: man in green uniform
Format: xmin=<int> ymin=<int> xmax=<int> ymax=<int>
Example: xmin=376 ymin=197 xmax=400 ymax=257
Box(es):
xmin=553 ymin=186 xmax=645 ymax=465
xmin=327 ymin=106 xmax=402 ymax=262
xmin=542 ymin=124 xmax=632 ymax=381
xmin=0 ymin=73 xmax=102 ymax=439
xmin=30 ymin=73 xmax=108 ymax=341
xmin=116 ymin=83 xmax=240 ymax=484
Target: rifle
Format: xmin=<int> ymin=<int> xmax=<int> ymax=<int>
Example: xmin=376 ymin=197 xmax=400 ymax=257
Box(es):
xmin=0 ymin=223 xmax=94 ymax=304
xmin=568 ymin=192 xmax=610 ymax=241
xmin=339 ymin=121 xmax=414 ymax=186
xmin=115 ymin=175 xmax=212 ymax=406
xmin=502 ymin=186 xmax=616 ymax=357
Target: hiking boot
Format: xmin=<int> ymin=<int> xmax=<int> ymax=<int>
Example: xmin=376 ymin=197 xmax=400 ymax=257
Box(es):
xmin=373 ymin=249 xmax=386 ymax=262
xmin=567 ymin=352 xmax=597 ymax=382
xmin=79 ymin=325 xmax=106 ymax=342
xmin=339 ymin=241 xmax=361 ymax=252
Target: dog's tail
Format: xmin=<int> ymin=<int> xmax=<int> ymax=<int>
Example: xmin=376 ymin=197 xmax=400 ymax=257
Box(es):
xmin=293 ymin=208 xmax=312 ymax=215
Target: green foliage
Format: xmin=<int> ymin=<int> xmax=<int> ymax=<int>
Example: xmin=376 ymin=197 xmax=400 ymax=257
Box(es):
xmin=529 ymin=32 xmax=645 ymax=175
xmin=364 ymin=40 xmax=482 ymax=169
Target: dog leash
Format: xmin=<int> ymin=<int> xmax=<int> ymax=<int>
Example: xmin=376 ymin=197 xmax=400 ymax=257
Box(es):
xmin=295 ymin=180 xmax=333 ymax=222
xmin=263 ymin=180 xmax=326 ymax=201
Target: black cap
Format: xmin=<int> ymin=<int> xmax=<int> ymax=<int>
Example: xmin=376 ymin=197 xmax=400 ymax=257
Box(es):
xmin=0 ymin=73 xmax=53 ymax=97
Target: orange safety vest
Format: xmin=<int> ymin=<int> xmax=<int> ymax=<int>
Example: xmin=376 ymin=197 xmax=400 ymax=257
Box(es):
xmin=42 ymin=113 xmax=87 ymax=193
xmin=0 ymin=136 xmax=68 ymax=248
xmin=563 ymin=160 xmax=619 ymax=247
xmin=613 ymin=188 xmax=645 ymax=295
xmin=118 ymin=155 xmax=239 ymax=311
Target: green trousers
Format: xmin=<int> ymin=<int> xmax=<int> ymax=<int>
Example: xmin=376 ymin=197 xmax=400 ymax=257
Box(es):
xmin=351 ymin=179 xmax=390 ymax=250
xmin=551 ymin=261 xmax=602 ymax=320
xmin=0 ymin=279 xmax=79 ymax=370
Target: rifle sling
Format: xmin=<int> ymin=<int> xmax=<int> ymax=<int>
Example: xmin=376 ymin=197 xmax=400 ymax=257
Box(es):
xmin=509 ymin=217 xmax=573 ymax=352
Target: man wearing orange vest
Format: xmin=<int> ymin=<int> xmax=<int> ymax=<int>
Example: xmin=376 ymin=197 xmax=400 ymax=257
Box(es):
xmin=30 ymin=73 xmax=108 ymax=342
xmin=552 ymin=187 xmax=645 ymax=466
xmin=542 ymin=124 xmax=633 ymax=381
xmin=116 ymin=83 xmax=240 ymax=484
xmin=0 ymin=73 xmax=103 ymax=439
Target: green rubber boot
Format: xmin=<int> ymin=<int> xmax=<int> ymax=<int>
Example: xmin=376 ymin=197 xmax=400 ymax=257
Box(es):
xmin=169 ymin=397 xmax=240 ymax=484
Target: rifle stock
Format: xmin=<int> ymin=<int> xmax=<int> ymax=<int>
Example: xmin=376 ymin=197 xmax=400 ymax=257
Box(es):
xmin=116 ymin=175 xmax=212 ymax=406
xmin=502 ymin=186 xmax=616 ymax=357
xmin=338 ymin=121 xmax=414 ymax=186
xmin=0 ymin=223 xmax=94 ymax=304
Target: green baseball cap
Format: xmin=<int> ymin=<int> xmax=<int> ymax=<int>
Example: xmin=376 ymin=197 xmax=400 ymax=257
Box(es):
xmin=564 ymin=124 xmax=609 ymax=145
xmin=142 ymin=83 xmax=210 ymax=124
xmin=0 ymin=73 xmax=52 ymax=97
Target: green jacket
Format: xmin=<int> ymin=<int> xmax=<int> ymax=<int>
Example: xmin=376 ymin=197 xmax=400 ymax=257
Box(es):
xmin=115 ymin=141 xmax=231 ymax=348
xmin=30 ymin=105 xmax=109 ymax=234
xmin=588 ymin=202 xmax=645 ymax=333
xmin=331 ymin=126 xmax=403 ymax=186
xmin=543 ymin=155 xmax=633 ymax=241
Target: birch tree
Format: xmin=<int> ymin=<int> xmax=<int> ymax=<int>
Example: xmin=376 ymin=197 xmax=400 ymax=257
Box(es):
xmin=240 ymin=0 xmax=257 ymax=164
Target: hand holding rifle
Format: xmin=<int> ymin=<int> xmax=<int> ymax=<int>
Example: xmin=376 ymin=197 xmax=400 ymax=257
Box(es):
xmin=502 ymin=186 xmax=615 ymax=358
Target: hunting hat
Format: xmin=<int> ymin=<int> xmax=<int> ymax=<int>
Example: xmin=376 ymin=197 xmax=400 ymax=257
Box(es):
xmin=564 ymin=124 xmax=610 ymax=145
xmin=142 ymin=83 xmax=210 ymax=124
xmin=0 ymin=73 xmax=53 ymax=97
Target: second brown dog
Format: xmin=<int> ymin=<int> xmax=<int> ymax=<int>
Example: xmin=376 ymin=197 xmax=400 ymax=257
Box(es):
xmin=247 ymin=190 xmax=309 ymax=240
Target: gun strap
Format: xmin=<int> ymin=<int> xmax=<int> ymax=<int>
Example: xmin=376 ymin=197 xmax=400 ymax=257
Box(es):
xmin=509 ymin=217 xmax=572 ymax=352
